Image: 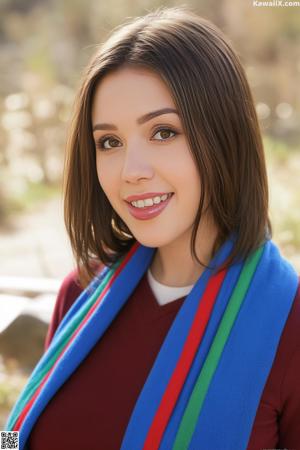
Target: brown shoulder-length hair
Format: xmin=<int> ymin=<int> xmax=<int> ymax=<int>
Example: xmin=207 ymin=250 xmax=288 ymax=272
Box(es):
xmin=63 ymin=5 xmax=272 ymax=288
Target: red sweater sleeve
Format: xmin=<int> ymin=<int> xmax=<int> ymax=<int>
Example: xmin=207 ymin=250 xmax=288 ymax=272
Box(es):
xmin=43 ymin=269 xmax=300 ymax=448
xmin=44 ymin=269 xmax=84 ymax=351
xmin=247 ymin=280 xmax=300 ymax=449
xmin=277 ymin=282 xmax=300 ymax=448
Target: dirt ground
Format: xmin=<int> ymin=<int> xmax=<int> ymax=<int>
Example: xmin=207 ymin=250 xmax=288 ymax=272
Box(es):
xmin=0 ymin=197 xmax=75 ymax=281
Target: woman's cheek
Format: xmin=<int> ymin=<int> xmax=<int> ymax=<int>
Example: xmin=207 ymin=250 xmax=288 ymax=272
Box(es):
xmin=96 ymin=159 xmax=121 ymax=207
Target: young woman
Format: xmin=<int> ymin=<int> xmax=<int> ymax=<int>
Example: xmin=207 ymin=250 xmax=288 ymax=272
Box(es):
xmin=6 ymin=6 xmax=300 ymax=450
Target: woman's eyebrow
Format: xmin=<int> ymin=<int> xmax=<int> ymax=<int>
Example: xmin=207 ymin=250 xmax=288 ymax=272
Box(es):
xmin=92 ymin=107 xmax=178 ymax=131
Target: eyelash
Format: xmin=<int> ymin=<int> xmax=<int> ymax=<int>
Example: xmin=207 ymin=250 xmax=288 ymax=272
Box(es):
xmin=95 ymin=126 xmax=179 ymax=151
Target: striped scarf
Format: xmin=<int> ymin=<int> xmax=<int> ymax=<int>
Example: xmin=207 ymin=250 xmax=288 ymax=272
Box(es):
xmin=6 ymin=235 xmax=298 ymax=450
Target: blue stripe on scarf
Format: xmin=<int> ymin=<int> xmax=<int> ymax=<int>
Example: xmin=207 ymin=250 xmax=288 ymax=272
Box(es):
xmin=188 ymin=240 xmax=298 ymax=450
xmin=159 ymin=255 xmax=243 ymax=449
xmin=5 ymin=265 xmax=113 ymax=431
xmin=52 ymin=265 xmax=112 ymax=343
xmin=120 ymin=236 xmax=236 ymax=449
xmin=10 ymin=245 xmax=155 ymax=449
xmin=6 ymin=236 xmax=298 ymax=450
xmin=121 ymin=239 xmax=298 ymax=450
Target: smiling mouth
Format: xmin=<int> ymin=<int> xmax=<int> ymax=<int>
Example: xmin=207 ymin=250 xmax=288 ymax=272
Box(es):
xmin=128 ymin=193 xmax=174 ymax=208
xmin=125 ymin=192 xmax=174 ymax=220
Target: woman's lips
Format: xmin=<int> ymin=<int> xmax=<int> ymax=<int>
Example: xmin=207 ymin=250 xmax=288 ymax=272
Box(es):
xmin=125 ymin=193 xmax=174 ymax=220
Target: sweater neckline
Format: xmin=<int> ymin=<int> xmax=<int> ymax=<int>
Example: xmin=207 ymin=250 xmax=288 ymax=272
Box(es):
xmin=146 ymin=268 xmax=191 ymax=309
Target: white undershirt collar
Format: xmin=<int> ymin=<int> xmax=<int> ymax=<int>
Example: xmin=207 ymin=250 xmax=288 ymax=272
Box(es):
xmin=147 ymin=267 xmax=194 ymax=306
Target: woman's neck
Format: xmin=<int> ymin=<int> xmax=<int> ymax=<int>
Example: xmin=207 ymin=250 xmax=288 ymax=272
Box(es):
xmin=150 ymin=215 xmax=219 ymax=287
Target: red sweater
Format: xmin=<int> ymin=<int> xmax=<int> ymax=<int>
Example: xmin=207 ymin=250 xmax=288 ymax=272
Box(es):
xmin=28 ymin=269 xmax=300 ymax=450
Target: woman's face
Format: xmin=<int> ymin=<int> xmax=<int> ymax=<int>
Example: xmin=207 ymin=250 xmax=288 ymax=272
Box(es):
xmin=91 ymin=66 xmax=203 ymax=249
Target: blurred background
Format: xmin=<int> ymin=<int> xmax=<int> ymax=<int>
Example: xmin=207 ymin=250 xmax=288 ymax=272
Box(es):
xmin=0 ymin=0 xmax=299 ymax=428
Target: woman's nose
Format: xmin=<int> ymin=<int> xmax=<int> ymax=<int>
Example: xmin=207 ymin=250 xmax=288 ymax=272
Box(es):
xmin=121 ymin=145 xmax=154 ymax=183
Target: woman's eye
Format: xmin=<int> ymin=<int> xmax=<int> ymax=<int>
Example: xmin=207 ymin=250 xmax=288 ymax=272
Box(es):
xmin=152 ymin=128 xmax=177 ymax=142
xmin=95 ymin=127 xmax=177 ymax=151
xmin=96 ymin=136 xmax=121 ymax=150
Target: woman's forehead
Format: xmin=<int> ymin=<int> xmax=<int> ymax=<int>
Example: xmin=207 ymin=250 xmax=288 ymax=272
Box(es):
xmin=94 ymin=67 xmax=170 ymax=101
xmin=91 ymin=66 xmax=177 ymax=124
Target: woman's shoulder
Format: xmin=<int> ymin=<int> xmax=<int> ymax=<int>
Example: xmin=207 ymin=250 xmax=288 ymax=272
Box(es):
xmin=57 ymin=261 xmax=106 ymax=312
xmin=283 ymin=277 xmax=300 ymax=343
xmin=44 ymin=269 xmax=82 ymax=349
xmin=284 ymin=278 xmax=300 ymax=361
xmin=44 ymin=262 xmax=104 ymax=349
xmin=276 ymin=278 xmax=300 ymax=442
xmin=58 ymin=268 xmax=83 ymax=302
xmin=248 ymin=280 xmax=300 ymax=450
xmin=270 ymin=277 xmax=300 ymax=400
xmin=277 ymin=277 xmax=300 ymax=359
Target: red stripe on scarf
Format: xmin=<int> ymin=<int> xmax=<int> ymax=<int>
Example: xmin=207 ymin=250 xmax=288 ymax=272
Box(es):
xmin=14 ymin=241 xmax=140 ymax=431
xmin=143 ymin=267 xmax=227 ymax=450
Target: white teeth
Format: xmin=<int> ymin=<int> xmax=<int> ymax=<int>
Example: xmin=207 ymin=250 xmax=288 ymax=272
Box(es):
xmin=131 ymin=193 xmax=172 ymax=208
xmin=137 ymin=200 xmax=144 ymax=208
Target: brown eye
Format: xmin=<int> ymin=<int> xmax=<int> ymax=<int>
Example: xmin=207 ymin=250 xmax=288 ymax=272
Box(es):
xmin=152 ymin=127 xmax=177 ymax=142
xmin=96 ymin=136 xmax=121 ymax=150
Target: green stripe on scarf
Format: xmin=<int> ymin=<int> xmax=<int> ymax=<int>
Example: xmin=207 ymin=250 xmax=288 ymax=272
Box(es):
xmin=11 ymin=262 xmax=120 ymax=427
xmin=173 ymin=245 xmax=264 ymax=450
